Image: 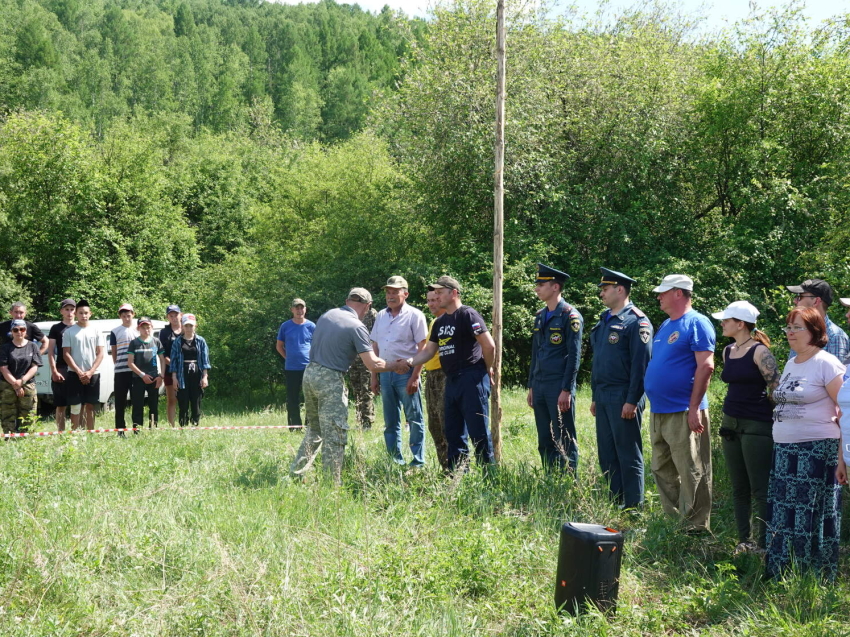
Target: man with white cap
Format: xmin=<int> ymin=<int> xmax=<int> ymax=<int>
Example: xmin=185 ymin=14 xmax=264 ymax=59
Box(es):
xmin=276 ymin=298 xmax=316 ymax=431
xmin=644 ymin=274 xmax=716 ymax=533
xmin=110 ymin=303 xmax=138 ymax=433
xmin=370 ymin=275 xmax=428 ymax=467
xmin=786 ymin=279 xmax=850 ymax=365
xmin=290 ymin=288 xmax=405 ymax=484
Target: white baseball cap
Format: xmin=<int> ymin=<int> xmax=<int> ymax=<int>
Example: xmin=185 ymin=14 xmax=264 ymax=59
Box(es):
xmin=652 ymin=274 xmax=694 ymax=293
xmin=711 ymin=301 xmax=760 ymax=323
xmin=839 ymin=298 xmax=850 ymax=308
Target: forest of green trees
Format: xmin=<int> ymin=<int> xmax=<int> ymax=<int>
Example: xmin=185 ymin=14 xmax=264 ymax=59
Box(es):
xmin=1 ymin=0 xmax=849 ymax=389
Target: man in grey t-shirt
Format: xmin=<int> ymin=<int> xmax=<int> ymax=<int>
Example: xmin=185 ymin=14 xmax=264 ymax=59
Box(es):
xmin=290 ymin=288 xmax=405 ymax=484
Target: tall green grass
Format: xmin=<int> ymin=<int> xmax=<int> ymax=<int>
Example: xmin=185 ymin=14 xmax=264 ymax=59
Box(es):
xmin=0 ymin=387 xmax=848 ymax=636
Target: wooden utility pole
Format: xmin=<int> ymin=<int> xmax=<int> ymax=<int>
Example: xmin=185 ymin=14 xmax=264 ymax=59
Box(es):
xmin=491 ymin=0 xmax=506 ymax=462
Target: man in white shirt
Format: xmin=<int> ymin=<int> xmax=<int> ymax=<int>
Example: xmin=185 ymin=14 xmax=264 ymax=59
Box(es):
xmin=370 ymin=276 xmax=429 ymax=466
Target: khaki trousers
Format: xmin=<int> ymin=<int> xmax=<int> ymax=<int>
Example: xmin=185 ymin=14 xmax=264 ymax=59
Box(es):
xmin=650 ymin=409 xmax=712 ymax=531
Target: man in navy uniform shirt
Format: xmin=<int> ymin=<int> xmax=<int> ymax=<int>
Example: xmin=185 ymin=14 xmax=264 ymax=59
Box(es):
xmin=589 ymin=268 xmax=653 ymax=509
xmin=526 ymin=264 xmax=583 ymax=471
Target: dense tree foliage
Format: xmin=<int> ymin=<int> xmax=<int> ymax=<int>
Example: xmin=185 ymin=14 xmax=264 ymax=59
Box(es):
xmin=1 ymin=0 xmax=849 ymax=391
xmin=0 ymin=0 xmax=423 ymax=141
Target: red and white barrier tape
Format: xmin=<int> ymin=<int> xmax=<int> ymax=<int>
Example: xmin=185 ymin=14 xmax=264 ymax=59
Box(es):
xmin=2 ymin=425 xmax=300 ymax=439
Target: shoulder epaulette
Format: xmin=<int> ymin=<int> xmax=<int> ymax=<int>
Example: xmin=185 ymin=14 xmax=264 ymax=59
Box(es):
xmin=629 ymin=307 xmax=647 ymax=318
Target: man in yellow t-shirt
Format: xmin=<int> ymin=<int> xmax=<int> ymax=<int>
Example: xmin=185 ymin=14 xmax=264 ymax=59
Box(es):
xmin=424 ymin=289 xmax=450 ymax=469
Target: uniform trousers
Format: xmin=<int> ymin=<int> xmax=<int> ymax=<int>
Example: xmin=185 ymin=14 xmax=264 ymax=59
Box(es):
xmin=114 ymin=372 xmax=133 ymax=429
xmin=285 ymin=369 xmax=305 ymax=429
xmin=595 ymin=396 xmax=645 ymax=507
xmin=650 ymin=409 xmax=712 ymax=531
xmin=531 ymin=381 xmax=578 ymax=471
xmin=177 ymin=369 xmax=204 ymax=427
xmin=424 ymin=368 xmax=449 ymax=470
xmin=291 ymin=362 xmax=349 ymax=484
xmin=347 ymin=358 xmax=374 ymax=428
xmin=444 ymin=365 xmax=494 ymax=470
xmin=130 ymin=376 xmax=159 ymax=429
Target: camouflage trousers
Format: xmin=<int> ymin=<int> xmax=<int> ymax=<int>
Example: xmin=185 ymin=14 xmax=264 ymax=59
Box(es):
xmin=424 ymin=369 xmax=449 ymax=470
xmin=347 ymin=358 xmax=374 ymax=428
xmin=291 ymin=363 xmax=349 ymax=484
xmin=0 ymin=380 xmax=37 ymax=434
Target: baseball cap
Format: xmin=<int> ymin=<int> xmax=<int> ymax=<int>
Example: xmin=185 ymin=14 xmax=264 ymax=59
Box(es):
xmin=119 ymin=303 xmax=134 ymax=313
xmin=76 ymin=299 xmax=91 ymax=309
xmin=182 ymin=313 xmax=197 ymax=326
xmin=427 ymin=275 xmax=462 ymax=293
xmin=785 ymin=279 xmax=834 ymax=305
xmin=382 ymin=276 xmax=409 ymax=289
xmin=60 ymin=298 xmax=76 ymax=309
xmin=652 ymin=274 xmax=694 ymax=293
xmin=291 ymin=298 xmax=306 ymax=307
xmin=347 ymin=288 xmax=373 ymax=304
xmin=137 ymin=317 xmax=152 ymax=326
xmin=711 ymin=301 xmax=760 ymax=323
xmin=839 ymin=298 xmax=850 ymax=308
xmin=166 ymin=304 xmax=181 ymax=314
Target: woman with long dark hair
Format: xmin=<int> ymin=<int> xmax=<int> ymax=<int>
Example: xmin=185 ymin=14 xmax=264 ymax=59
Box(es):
xmin=712 ymin=301 xmax=779 ymax=553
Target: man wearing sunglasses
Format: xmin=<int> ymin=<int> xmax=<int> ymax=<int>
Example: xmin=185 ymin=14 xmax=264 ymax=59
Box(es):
xmin=786 ymin=279 xmax=850 ymax=364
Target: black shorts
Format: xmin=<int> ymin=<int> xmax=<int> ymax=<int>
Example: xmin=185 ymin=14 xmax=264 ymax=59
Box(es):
xmin=52 ymin=373 xmax=72 ymax=407
xmin=66 ymin=372 xmax=102 ymax=406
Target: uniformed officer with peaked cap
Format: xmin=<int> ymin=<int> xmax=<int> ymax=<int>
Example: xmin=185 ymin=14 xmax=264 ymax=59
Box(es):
xmin=527 ymin=263 xmax=583 ymax=471
xmin=589 ymin=267 xmax=653 ymax=509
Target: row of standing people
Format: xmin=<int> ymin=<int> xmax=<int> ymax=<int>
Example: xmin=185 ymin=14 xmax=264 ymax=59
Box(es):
xmin=535 ymin=268 xmax=850 ymax=581
xmin=0 ymin=299 xmax=210 ymax=433
xmin=277 ymin=267 xmax=850 ymax=581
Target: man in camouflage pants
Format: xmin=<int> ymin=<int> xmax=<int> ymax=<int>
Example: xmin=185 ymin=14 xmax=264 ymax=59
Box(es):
xmin=347 ymin=306 xmax=377 ymax=429
xmin=291 ymin=288 xmax=404 ymax=484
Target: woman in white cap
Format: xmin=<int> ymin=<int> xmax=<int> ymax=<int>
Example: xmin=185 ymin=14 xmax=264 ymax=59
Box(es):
xmin=169 ymin=314 xmax=210 ymax=427
xmin=712 ymin=301 xmax=778 ymax=554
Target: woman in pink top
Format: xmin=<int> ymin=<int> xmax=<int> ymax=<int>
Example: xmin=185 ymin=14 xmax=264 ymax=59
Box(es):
xmin=765 ymin=306 xmax=845 ymax=580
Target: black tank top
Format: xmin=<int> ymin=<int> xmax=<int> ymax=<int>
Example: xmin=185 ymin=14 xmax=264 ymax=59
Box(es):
xmin=720 ymin=343 xmax=773 ymax=422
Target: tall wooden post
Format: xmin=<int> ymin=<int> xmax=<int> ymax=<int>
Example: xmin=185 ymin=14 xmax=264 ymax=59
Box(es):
xmin=491 ymin=0 xmax=506 ymax=462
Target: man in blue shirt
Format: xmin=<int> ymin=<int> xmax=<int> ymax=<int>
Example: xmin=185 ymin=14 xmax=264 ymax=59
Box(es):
xmin=644 ymin=274 xmax=716 ymax=533
xmin=276 ymin=298 xmax=316 ymax=431
xmin=785 ymin=279 xmax=850 ymax=365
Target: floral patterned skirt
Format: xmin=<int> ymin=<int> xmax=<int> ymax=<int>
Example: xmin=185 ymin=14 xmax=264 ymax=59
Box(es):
xmin=765 ymin=439 xmax=841 ymax=580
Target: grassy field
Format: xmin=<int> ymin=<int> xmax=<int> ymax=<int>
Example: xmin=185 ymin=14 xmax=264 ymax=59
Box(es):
xmin=1 ymin=386 xmax=848 ymax=636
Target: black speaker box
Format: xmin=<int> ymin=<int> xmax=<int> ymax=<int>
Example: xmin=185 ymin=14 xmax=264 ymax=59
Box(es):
xmin=555 ymin=522 xmax=623 ymax=615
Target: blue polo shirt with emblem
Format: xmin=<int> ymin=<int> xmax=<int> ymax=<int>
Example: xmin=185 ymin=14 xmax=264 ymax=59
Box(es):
xmin=644 ymin=310 xmax=715 ymax=414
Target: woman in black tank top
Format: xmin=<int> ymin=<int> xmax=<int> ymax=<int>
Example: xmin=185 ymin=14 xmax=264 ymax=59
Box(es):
xmin=711 ymin=301 xmax=780 ymax=554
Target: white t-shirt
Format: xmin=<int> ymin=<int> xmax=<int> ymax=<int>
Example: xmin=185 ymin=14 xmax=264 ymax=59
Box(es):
xmin=837 ymin=378 xmax=850 ymax=464
xmin=63 ymin=324 xmax=106 ymax=373
xmin=772 ymin=350 xmax=845 ymax=443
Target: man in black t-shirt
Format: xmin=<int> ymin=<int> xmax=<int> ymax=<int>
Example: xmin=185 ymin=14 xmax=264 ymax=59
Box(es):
xmin=404 ymin=276 xmax=496 ymax=469
xmin=0 ymin=302 xmax=48 ymax=354
xmin=47 ymin=298 xmax=76 ymax=431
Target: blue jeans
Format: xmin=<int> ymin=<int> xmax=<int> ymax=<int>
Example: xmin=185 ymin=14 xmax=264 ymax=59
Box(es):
xmin=380 ymin=369 xmax=425 ymax=466
xmin=445 ymin=365 xmax=494 ymax=469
